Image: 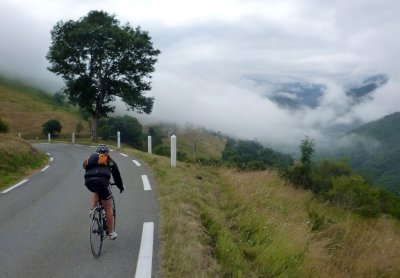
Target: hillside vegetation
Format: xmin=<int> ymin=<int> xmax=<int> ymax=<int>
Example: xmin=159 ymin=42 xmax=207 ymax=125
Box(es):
xmin=127 ymin=148 xmax=400 ymax=277
xmin=332 ymin=112 xmax=400 ymax=194
xmin=0 ymin=134 xmax=47 ymax=190
xmin=0 ymin=76 xmax=88 ymax=135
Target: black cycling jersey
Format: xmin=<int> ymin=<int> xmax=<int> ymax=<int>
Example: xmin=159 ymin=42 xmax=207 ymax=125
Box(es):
xmin=83 ymin=153 xmax=124 ymax=192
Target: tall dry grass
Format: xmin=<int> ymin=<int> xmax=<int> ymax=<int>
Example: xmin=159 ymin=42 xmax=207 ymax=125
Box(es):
xmin=0 ymin=84 xmax=88 ymax=134
xmin=122 ymin=149 xmax=400 ymax=277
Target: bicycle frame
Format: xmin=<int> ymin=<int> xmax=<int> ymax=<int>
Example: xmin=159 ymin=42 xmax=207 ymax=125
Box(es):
xmin=89 ymin=183 xmax=116 ymax=258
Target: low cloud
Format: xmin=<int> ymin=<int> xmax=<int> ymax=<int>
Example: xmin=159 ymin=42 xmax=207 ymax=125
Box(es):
xmin=1 ymin=0 xmax=399 ymax=148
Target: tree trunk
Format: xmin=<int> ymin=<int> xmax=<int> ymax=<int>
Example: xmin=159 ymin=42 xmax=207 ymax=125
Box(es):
xmin=91 ymin=115 xmax=99 ymax=142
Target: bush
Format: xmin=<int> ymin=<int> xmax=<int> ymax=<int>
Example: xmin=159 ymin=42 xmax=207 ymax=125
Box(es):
xmin=0 ymin=118 xmax=9 ymax=133
xmin=281 ymin=162 xmax=312 ymax=190
xmin=42 ymin=119 xmax=62 ymax=135
xmin=326 ymin=175 xmax=380 ymax=217
xmin=154 ymin=145 xmax=170 ymax=157
xmin=311 ymin=159 xmax=352 ymax=193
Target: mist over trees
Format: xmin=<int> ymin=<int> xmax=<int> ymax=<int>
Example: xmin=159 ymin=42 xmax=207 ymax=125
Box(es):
xmin=46 ymin=10 xmax=160 ymax=141
xmin=98 ymin=115 xmax=143 ymax=149
xmin=282 ymin=137 xmax=400 ymax=219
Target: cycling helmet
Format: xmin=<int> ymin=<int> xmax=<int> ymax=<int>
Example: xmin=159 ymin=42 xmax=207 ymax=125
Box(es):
xmin=96 ymin=144 xmax=110 ymax=153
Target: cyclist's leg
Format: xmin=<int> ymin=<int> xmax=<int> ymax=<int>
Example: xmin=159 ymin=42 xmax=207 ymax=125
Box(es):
xmin=102 ymin=199 xmax=114 ymax=234
xmin=91 ymin=192 xmax=99 ymax=209
xmin=85 ymin=177 xmax=100 ymax=210
xmin=97 ymin=178 xmax=114 ymax=234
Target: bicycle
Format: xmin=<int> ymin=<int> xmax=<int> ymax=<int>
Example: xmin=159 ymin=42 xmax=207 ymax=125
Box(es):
xmin=89 ymin=183 xmax=116 ymax=258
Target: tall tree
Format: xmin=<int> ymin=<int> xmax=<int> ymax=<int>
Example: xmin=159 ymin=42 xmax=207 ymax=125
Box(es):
xmin=46 ymin=10 xmax=160 ymax=141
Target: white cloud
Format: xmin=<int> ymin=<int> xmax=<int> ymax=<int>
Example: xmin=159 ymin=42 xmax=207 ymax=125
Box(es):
xmin=1 ymin=0 xmax=400 ymax=147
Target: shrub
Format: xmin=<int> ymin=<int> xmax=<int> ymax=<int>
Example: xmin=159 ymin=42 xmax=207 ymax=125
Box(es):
xmin=311 ymin=159 xmax=352 ymax=193
xmin=75 ymin=121 xmax=84 ymax=134
xmin=0 ymin=118 xmax=9 ymax=133
xmin=42 ymin=119 xmax=62 ymax=135
xmin=326 ymin=175 xmax=380 ymax=217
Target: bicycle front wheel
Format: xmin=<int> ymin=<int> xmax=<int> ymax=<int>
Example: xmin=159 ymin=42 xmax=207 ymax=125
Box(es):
xmin=111 ymin=195 xmax=116 ymax=230
xmin=90 ymin=209 xmax=104 ymax=258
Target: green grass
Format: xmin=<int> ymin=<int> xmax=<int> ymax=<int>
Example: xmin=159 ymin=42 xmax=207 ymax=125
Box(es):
xmin=0 ymin=134 xmax=48 ymax=190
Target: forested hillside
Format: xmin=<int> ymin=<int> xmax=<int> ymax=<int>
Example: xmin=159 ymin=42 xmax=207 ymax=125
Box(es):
xmin=333 ymin=112 xmax=400 ymax=194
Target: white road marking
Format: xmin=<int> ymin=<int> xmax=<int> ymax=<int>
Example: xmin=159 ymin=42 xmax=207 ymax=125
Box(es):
xmin=1 ymin=179 xmax=29 ymax=194
xmin=46 ymin=152 xmax=51 ymax=156
xmin=141 ymin=175 xmax=152 ymax=191
xmin=132 ymin=160 xmax=141 ymax=166
xmin=135 ymin=222 xmax=154 ymax=278
xmin=50 ymin=157 xmax=54 ymax=162
xmin=41 ymin=165 xmax=50 ymax=172
xmin=120 ymin=153 xmax=128 ymax=157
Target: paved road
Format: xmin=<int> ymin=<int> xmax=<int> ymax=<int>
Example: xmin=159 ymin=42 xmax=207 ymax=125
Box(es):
xmin=0 ymin=143 xmax=160 ymax=278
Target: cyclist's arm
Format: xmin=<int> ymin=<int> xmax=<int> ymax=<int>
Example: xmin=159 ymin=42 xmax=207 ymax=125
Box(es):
xmin=109 ymin=159 xmax=124 ymax=192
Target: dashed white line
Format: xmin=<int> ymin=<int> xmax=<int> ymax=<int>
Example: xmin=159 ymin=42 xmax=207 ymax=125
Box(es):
xmin=135 ymin=222 xmax=154 ymax=278
xmin=41 ymin=165 xmax=50 ymax=172
xmin=120 ymin=153 xmax=128 ymax=157
xmin=1 ymin=179 xmax=29 ymax=194
xmin=50 ymin=157 xmax=54 ymax=162
xmin=141 ymin=175 xmax=152 ymax=191
xmin=132 ymin=160 xmax=141 ymax=166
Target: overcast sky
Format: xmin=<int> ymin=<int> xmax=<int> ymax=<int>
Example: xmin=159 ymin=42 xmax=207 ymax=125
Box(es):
xmin=0 ymin=0 xmax=399 ymax=146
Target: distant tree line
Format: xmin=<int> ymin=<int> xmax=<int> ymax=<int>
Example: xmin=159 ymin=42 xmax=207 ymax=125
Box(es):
xmin=221 ymin=139 xmax=293 ymax=170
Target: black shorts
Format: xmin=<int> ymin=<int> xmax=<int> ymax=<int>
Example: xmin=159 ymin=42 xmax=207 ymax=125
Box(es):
xmin=85 ymin=177 xmax=112 ymax=200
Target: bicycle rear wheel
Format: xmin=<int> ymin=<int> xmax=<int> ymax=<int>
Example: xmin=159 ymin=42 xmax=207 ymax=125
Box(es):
xmin=90 ymin=208 xmax=104 ymax=258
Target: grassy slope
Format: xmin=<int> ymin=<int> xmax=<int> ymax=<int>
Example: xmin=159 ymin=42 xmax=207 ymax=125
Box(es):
xmin=175 ymin=128 xmax=226 ymax=161
xmin=0 ymin=134 xmax=47 ymax=190
xmin=126 ymin=147 xmax=400 ymax=278
xmin=0 ymin=77 xmax=88 ymax=135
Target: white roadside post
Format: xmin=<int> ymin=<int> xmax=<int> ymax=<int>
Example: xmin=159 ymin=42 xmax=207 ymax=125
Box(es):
xmin=18 ymin=133 xmax=21 ymax=138
xmin=117 ymin=131 xmax=121 ymax=148
xmin=72 ymin=132 xmax=75 ymax=144
xmin=48 ymin=133 xmax=51 ymax=143
xmin=148 ymin=135 xmax=152 ymax=154
xmin=171 ymin=135 xmax=177 ymax=168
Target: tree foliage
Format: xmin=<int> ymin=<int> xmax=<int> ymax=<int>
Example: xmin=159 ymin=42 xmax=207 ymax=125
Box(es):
xmin=46 ymin=10 xmax=160 ymax=141
xmin=98 ymin=115 xmax=143 ymax=148
xmin=0 ymin=118 xmax=9 ymax=133
xmin=42 ymin=119 xmax=62 ymax=135
xmin=222 ymin=139 xmax=293 ymax=170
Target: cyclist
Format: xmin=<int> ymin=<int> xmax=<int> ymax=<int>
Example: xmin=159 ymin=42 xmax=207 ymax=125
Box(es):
xmin=83 ymin=144 xmax=124 ymax=240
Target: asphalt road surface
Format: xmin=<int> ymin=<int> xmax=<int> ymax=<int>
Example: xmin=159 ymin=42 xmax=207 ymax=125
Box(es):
xmin=0 ymin=143 xmax=160 ymax=278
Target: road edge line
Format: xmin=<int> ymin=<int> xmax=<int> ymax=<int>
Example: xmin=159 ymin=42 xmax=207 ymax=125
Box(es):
xmin=135 ymin=222 xmax=154 ymax=278
xmin=1 ymin=179 xmax=29 ymax=194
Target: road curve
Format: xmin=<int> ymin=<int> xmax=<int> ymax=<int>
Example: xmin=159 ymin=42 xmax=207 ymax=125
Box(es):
xmin=0 ymin=143 xmax=160 ymax=278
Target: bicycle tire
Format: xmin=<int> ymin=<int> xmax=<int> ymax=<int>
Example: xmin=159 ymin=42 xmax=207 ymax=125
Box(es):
xmin=111 ymin=195 xmax=116 ymax=230
xmin=90 ymin=208 xmax=104 ymax=258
